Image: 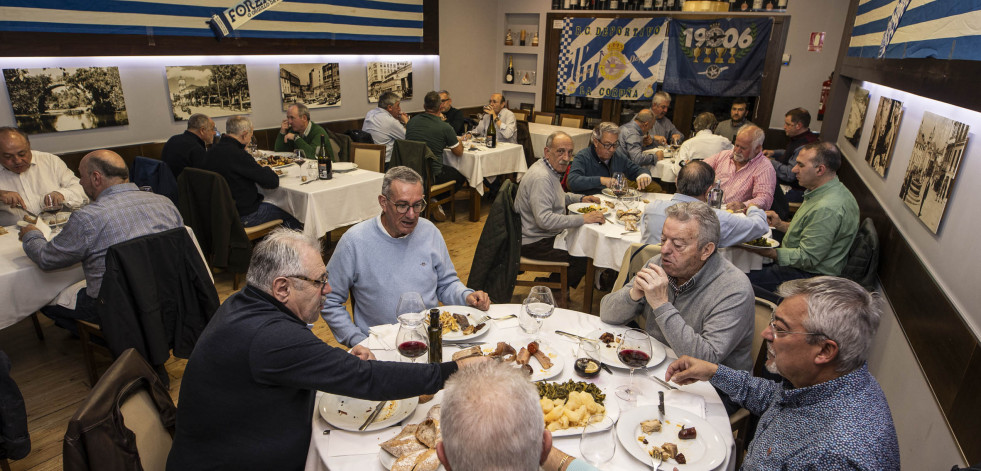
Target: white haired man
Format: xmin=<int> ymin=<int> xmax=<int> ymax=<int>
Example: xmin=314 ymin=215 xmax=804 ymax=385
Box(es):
xmin=566 ymin=122 xmax=652 ymax=196
xmin=666 ymin=276 xmax=899 ymax=470
xmin=704 ymin=124 xmax=776 ymax=212
xmin=474 ymin=93 xmax=517 ymax=144
xmin=275 ymin=102 xmax=330 ymax=158
xmin=363 ymin=91 xmax=409 ymax=164
xmin=648 ymin=91 xmax=684 ymax=146
xmin=618 ymin=109 xmax=657 ymax=166
xmin=676 ymin=112 xmax=733 ymax=163
xmin=161 ymin=113 xmax=215 ymax=178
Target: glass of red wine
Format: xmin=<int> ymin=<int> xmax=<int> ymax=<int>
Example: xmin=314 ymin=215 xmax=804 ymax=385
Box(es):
xmin=396 ymin=312 xmax=428 ymax=363
xmin=616 ymin=328 xmax=652 ymax=400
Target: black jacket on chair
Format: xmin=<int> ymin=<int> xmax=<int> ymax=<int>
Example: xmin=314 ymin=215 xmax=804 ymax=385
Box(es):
xmin=97 ymin=228 xmax=219 ymax=368
xmin=130 ymin=157 xmax=179 ymax=206
xmin=177 ymin=168 xmax=252 ymax=273
xmin=468 ymin=180 xmax=521 ymax=303
xmin=0 ymin=351 xmax=29 ymax=461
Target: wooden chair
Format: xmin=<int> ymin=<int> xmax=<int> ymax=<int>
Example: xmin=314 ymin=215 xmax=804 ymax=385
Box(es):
xmin=511 ymin=108 xmax=529 ymax=122
xmin=350 ymin=143 xmax=386 ymax=173
xmin=1 ymin=459 xmax=10 ymax=471
xmin=532 ymin=112 xmax=555 ymax=125
xmin=515 ymin=258 xmax=569 ymax=309
xmin=598 ymin=243 xmax=663 ymax=316
xmin=559 ymin=114 xmax=586 ymax=129
xmin=729 ymin=297 xmax=777 ymax=468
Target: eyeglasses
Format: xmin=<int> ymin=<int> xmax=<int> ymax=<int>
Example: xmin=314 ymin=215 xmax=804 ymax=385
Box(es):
xmin=769 ymin=312 xmax=822 ymax=338
xmin=596 ymin=140 xmax=618 ymax=150
xmin=289 ymin=273 xmax=329 ymax=290
xmin=386 ymin=197 xmax=427 ymax=214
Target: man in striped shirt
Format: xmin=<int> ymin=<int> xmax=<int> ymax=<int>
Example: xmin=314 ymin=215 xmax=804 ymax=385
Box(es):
xmin=704 ymin=125 xmax=776 ymax=211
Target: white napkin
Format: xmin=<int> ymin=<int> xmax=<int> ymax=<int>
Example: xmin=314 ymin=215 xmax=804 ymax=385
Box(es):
xmin=494 ymin=316 xmax=520 ymax=329
xmin=365 ymin=324 xmax=397 ymax=350
xmin=50 ymin=280 xmax=87 ymax=310
xmin=665 ymin=390 xmax=707 ymax=419
xmin=326 ymin=427 xmax=401 ymax=458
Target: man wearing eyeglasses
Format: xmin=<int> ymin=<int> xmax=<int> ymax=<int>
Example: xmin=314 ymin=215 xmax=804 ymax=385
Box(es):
xmin=567 ymin=122 xmax=652 ymax=196
xmin=665 ymin=276 xmax=899 ymax=470
xmin=321 ymin=166 xmax=490 ymax=347
xmin=438 ymin=90 xmax=466 ymax=135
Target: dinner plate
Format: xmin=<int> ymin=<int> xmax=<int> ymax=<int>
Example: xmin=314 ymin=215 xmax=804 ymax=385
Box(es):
xmin=567 ymin=202 xmax=609 ymax=215
xmin=40 ymin=211 xmax=72 ymax=228
xmin=317 ymin=394 xmax=418 ymax=432
xmin=378 ymin=449 xmax=445 ymax=471
xmin=333 ymin=162 xmax=358 ymax=172
xmin=739 ymin=237 xmax=780 ymax=249
xmin=435 ymin=305 xmax=492 ymax=342
xmin=587 ymin=328 xmax=666 ymax=369
xmin=274 ymin=169 xmax=288 ymax=178
xmin=616 ymin=405 xmax=727 ymax=471
xmin=543 ymin=385 xmax=621 ymax=438
xmin=477 ymin=342 xmax=564 ymax=382
xmin=601 ymin=187 xmax=639 ymax=199
xmin=261 ymin=151 xmax=295 ymax=159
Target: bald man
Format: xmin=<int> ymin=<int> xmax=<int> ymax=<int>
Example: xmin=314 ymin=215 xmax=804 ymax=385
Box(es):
xmin=0 ymin=126 xmax=86 ymax=225
xmin=474 ymin=93 xmax=517 ymax=144
xmin=19 ymin=150 xmax=183 ymax=334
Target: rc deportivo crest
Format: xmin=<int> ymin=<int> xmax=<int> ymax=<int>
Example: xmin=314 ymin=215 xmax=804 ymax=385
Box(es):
xmin=598 ymin=41 xmax=629 ymax=81
xmin=704 ymin=23 xmax=726 ymax=48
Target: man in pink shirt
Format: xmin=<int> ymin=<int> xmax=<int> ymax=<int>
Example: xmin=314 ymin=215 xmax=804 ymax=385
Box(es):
xmin=704 ymin=125 xmax=776 ymax=211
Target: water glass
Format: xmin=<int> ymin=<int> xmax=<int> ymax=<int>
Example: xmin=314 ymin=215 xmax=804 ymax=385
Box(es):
xmin=579 ymin=415 xmax=616 ymax=466
xmin=395 ymin=292 xmax=426 ymax=318
xmin=520 ymin=286 xmax=554 ymax=339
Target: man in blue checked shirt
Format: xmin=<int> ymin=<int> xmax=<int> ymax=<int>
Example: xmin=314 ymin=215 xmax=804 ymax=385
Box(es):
xmin=666 ymin=276 xmax=899 ymax=470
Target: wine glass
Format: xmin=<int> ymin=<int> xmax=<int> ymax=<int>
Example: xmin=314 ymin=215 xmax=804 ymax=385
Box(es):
xmin=671 ymin=134 xmax=682 ymax=148
xmin=248 ymin=134 xmax=259 ymax=156
xmin=616 ymin=328 xmax=652 ymax=401
xmin=396 ymin=292 xmax=426 ymax=318
xmin=520 ymin=286 xmax=555 ymax=342
xmin=396 ymin=312 xmax=428 ymax=363
xmin=611 ymin=171 xmax=626 ymax=199
xmin=579 ymin=415 xmax=616 ymax=466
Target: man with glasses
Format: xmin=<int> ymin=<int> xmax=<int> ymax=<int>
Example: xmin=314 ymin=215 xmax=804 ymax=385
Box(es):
xmin=168 ymin=228 xmax=487 ymax=470
xmin=567 ymin=122 xmax=652 ymax=196
xmin=161 ymin=113 xmax=215 ymax=179
xmin=474 ymin=93 xmax=516 ymax=144
xmin=665 ymin=276 xmax=899 ymax=470
xmin=321 ymin=166 xmax=490 ymax=347
xmin=438 ymin=90 xmax=466 ymax=135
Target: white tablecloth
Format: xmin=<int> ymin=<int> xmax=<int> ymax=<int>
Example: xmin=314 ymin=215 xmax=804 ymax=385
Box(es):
xmin=260 ymin=167 xmax=385 ymax=238
xmin=306 ymin=303 xmax=734 ymax=471
xmin=644 ymin=147 xmax=682 ymax=183
xmin=443 ymin=143 xmax=527 ymax=195
xmin=528 ymin=123 xmax=593 ymax=157
xmin=0 ymin=226 xmax=84 ymax=330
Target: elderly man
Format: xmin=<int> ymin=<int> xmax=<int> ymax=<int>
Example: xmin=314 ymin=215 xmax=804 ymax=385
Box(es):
xmin=439 ymin=90 xmax=466 ymax=135
xmin=18 ymin=150 xmax=183 ymax=333
xmin=744 ymin=142 xmax=859 ymax=300
xmin=618 ymin=109 xmax=657 ymax=166
xmin=648 ymin=91 xmax=684 ymax=146
xmin=601 ymin=202 xmax=755 ymax=373
xmin=363 ymin=91 xmax=409 ymax=164
xmin=567 ymin=122 xmax=652 ymax=196
xmin=439 ymin=361 xmax=600 ymax=471
xmin=161 ymin=113 xmax=215 ymax=178
xmin=405 ymin=91 xmax=467 ymax=219
xmin=666 ymin=276 xmax=899 ymax=470
xmin=0 ymin=127 xmax=85 ymax=225
xmin=676 ymin=112 xmax=733 ymax=163
xmin=474 ymin=93 xmax=516 ymax=144
xmin=765 ymin=107 xmax=820 ymax=202
xmin=516 ymin=131 xmax=604 ymax=289
xmin=641 ymin=161 xmax=767 ymax=248
xmin=274 ymin=103 xmax=329 ymax=157
xmin=714 ymin=97 xmax=755 ymax=143
xmin=167 ymin=229 xmax=485 ymax=471
xmin=321 ymin=166 xmax=489 ymax=347
xmin=205 ymin=115 xmax=301 ymax=229
xmin=704 ymin=125 xmax=776 ymax=211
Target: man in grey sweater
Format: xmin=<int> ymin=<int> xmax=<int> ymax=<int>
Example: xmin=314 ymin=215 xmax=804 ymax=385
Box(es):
xmin=515 ymin=131 xmax=604 ymax=288
xmin=600 ymin=201 xmax=755 ymax=373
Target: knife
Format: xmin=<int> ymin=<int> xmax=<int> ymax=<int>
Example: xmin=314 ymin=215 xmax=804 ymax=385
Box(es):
xmin=358 ymin=401 xmax=387 ymax=431
xmin=554 ymin=330 xmax=597 ymax=342
xmin=658 ymin=391 xmax=665 ymax=420
xmin=300 ymin=178 xmax=319 ymax=185
xmin=599 ymin=362 xmax=614 ymax=374
xmin=650 ymin=374 xmax=678 ymax=391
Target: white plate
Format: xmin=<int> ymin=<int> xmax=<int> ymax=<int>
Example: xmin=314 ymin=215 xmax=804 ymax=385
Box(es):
xmin=567 ymin=202 xmax=609 ymax=215
xmin=542 ymin=385 xmax=621 ymax=438
xmin=318 ymin=394 xmax=418 ymax=432
xmin=601 ymin=187 xmax=639 ymax=199
xmin=261 ymin=151 xmax=295 ymax=158
xmin=379 ymin=449 xmax=445 ymax=471
xmin=435 ymin=305 xmax=492 ymax=342
xmin=40 ymin=211 xmax=71 ymax=227
xmin=739 ymin=237 xmax=780 ymax=249
xmin=478 ymin=342 xmax=564 ymax=382
xmin=587 ymin=328 xmax=666 ymax=369
xmin=333 ymin=162 xmax=358 ymax=172
xmin=616 ymin=405 xmax=727 ymax=471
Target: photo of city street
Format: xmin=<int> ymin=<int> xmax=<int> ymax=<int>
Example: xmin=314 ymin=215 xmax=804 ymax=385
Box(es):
xmin=366 ymin=61 xmax=412 ymax=103
xmin=898 ymin=111 xmax=969 ymax=234
xmin=279 ymin=63 xmax=341 ymax=110
xmin=166 ymin=64 xmax=251 ymax=121
xmin=864 ymin=96 xmax=903 ymax=177
xmin=3 ymin=67 xmax=128 ymax=134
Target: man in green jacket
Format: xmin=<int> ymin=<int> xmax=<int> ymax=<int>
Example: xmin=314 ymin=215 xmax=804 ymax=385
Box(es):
xmin=274 ymin=103 xmax=328 ymax=157
xmin=743 ymin=141 xmax=859 ymax=301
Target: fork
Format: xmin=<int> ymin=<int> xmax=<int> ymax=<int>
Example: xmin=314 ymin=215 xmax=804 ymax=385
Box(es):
xmin=651 ymin=451 xmax=663 ymax=470
xmin=472 ymin=314 xmax=516 ymax=324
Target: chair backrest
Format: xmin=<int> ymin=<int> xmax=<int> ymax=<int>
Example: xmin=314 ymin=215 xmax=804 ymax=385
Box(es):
xmin=345 ymin=129 xmax=375 ymax=144
xmin=391 ymin=139 xmax=439 ymax=198
xmin=119 ymin=389 xmax=172 ymax=471
xmin=176 ymin=168 xmax=252 ymax=272
xmin=842 ymin=217 xmax=880 ymax=290
xmin=512 ymin=109 xmax=529 ymax=122
xmin=0 ymin=351 xmax=29 ymax=461
xmin=611 ymin=243 xmax=663 ymax=327
xmin=515 ymin=120 xmax=537 ymax=168
xmin=351 ymin=143 xmax=386 ymax=173
xmin=532 ymin=112 xmax=555 ymax=125
xmin=467 ymin=179 xmax=522 ymax=303
xmin=751 ymin=297 xmax=777 ymax=377
xmin=559 ymin=114 xmax=586 ymax=129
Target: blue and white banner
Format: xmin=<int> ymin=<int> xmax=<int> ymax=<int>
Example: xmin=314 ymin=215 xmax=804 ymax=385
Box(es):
xmin=557 ymin=17 xmax=668 ymax=100
xmin=209 ymin=0 xmax=284 ymax=39
xmin=0 ymin=0 xmax=424 ymax=43
xmin=662 ymin=18 xmax=772 ymax=97
xmin=848 ymin=0 xmax=981 ymax=60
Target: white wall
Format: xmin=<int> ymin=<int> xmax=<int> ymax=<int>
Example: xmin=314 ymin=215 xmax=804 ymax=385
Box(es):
xmin=768 ymin=0 xmax=851 ymax=132
xmin=438 ymin=0 xmax=499 ymax=109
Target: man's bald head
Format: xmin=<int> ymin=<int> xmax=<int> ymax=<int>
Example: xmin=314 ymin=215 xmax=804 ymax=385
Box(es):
xmin=79 ymin=150 xmax=129 ymax=200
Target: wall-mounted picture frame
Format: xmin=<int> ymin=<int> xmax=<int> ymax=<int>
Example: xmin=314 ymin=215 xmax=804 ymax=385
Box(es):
xmin=3 ymin=67 xmax=129 ymax=134
xmin=864 ymin=96 xmax=904 ymax=177
xmin=898 ymin=111 xmax=969 ymax=234
xmin=280 ymin=63 xmax=341 ymax=111
xmin=166 ymin=64 xmax=251 ymax=121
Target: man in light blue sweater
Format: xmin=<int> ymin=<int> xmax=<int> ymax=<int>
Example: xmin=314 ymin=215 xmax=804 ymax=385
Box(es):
xmin=321 ymin=167 xmax=490 ymax=347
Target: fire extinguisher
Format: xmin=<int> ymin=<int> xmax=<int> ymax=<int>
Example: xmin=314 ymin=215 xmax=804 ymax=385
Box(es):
xmin=817 ymin=72 xmax=833 ymax=121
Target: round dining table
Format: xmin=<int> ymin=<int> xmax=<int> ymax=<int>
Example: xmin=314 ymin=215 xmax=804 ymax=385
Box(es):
xmin=305 ymin=304 xmax=735 ymax=471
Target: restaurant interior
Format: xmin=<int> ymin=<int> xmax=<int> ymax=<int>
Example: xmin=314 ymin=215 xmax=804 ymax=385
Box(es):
xmin=0 ymin=0 xmax=978 ymax=469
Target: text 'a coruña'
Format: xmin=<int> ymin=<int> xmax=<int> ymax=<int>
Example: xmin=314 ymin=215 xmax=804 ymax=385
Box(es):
xmin=577 ymin=86 xmax=639 ymax=99
xmin=573 ymin=26 xmax=661 ymax=38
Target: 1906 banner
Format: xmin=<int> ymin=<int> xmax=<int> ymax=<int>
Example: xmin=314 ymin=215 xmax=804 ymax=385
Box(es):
xmin=557 ymin=17 xmax=669 ymax=100
xmin=663 ymin=18 xmax=772 ymax=97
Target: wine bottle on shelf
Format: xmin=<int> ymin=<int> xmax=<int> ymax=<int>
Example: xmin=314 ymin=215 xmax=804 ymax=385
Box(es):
xmin=752 ymin=0 xmax=763 ymax=10
xmin=654 ymin=0 xmax=664 ymax=10
xmin=317 ymin=135 xmax=332 ymax=180
xmin=729 ymin=0 xmax=737 ymax=11
xmin=665 ymin=0 xmax=676 ymax=11
xmin=552 ymin=0 xmax=561 ymax=9
xmin=609 ymin=0 xmax=619 ymax=9
xmin=505 ymin=56 xmax=515 ymax=84
xmin=486 ymin=116 xmax=498 ymax=148
xmin=678 ymin=0 xmax=686 ymax=10
xmin=642 ymin=0 xmax=653 ymax=10
xmin=427 ymin=309 xmax=442 ymax=364
xmin=777 ymin=0 xmax=787 ymax=10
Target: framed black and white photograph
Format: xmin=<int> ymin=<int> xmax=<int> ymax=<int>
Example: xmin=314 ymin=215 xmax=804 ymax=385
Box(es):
xmin=166 ymin=64 xmax=251 ymax=121
xmin=2 ymin=67 xmax=129 ymax=134
xmin=844 ymin=87 xmax=870 ymax=148
xmin=864 ymin=96 xmax=904 ymax=177
xmin=898 ymin=111 xmax=969 ymax=234
xmin=279 ymin=63 xmax=341 ymax=111
xmin=366 ymin=61 xmax=412 ymax=103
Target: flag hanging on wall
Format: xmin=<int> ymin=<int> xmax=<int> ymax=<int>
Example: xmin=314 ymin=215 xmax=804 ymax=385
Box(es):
xmin=557 ymin=17 xmax=669 ymax=100
xmin=847 ymin=0 xmax=981 ymax=60
xmin=662 ymin=18 xmax=772 ymax=97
